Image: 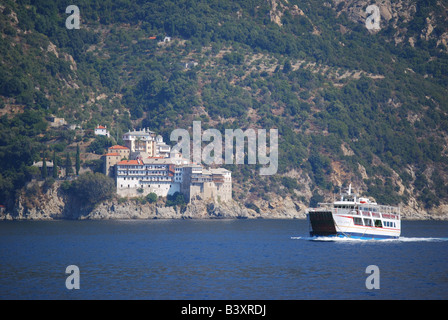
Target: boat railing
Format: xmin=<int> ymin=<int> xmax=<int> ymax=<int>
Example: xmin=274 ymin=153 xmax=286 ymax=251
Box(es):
xmin=311 ymin=202 xmax=401 ymax=219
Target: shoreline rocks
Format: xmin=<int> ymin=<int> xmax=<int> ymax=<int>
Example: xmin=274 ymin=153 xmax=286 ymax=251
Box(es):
xmin=1 ymin=180 xmax=447 ymax=221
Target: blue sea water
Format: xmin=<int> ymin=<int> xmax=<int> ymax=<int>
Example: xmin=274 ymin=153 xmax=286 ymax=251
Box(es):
xmin=0 ymin=219 xmax=447 ymax=300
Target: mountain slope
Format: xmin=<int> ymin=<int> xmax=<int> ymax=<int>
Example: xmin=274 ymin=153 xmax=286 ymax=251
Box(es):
xmin=1 ymin=0 xmax=448 ymax=218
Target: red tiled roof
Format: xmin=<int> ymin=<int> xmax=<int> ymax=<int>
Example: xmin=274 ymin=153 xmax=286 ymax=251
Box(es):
xmin=96 ymin=125 xmax=106 ymax=129
xmin=117 ymin=160 xmax=143 ymax=165
xmin=104 ymin=153 xmax=120 ymax=156
xmin=109 ymin=145 xmax=129 ymax=150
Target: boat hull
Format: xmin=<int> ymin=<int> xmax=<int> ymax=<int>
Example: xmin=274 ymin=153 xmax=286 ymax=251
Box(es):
xmin=308 ymin=211 xmax=400 ymax=240
xmin=321 ymin=232 xmax=399 ymax=240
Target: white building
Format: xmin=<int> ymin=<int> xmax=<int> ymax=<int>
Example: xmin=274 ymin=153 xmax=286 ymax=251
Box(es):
xmin=154 ymin=135 xmax=171 ymax=157
xmin=183 ymin=61 xmax=198 ymax=69
xmin=182 ymin=166 xmax=232 ymax=202
xmin=114 ymin=128 xmax=231 ymax=202
xmin=95 ymin=125 xmax=110 ymax=137
xmin=116 ymin=155 xmax=190 ymax=198
xmin=122 ymin=129 xmax=171 ymax=158
xmin=115 ymin=153 xmax=231 ymax=202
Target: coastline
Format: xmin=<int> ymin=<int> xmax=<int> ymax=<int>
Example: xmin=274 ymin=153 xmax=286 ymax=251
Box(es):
xmin=0 ymin=197 xmax=308 ymax=221
xmin=1 ymin=181 xmax=447 ymax=221
xmin=2 ymin=197 xmax=447 ymax=221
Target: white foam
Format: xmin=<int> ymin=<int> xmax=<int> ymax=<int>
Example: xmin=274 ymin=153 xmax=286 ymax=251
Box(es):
xmin=394 ymin=237 xmax=448 ymax=242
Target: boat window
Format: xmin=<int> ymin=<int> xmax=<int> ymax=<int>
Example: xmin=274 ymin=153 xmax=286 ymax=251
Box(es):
xmin=363 ymin=218 xmax=373 ymax=226
xmin=353 ymin=217 xmax=363 ymax=226
xmin=374 ymin=220 xmax=382 ymax=228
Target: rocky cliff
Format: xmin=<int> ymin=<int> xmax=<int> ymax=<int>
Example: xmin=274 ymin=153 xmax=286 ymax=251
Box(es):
xmin=330 ymin=0 xmax=448 ymax=51
xmin=2 ymin=180 xmax=447 ymax=221
xmin=1 ymin=181 xmax=306 ymax=220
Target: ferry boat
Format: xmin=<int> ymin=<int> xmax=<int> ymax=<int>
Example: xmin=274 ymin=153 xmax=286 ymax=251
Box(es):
xmin=306 ymin=184 xmax=401 ymax=240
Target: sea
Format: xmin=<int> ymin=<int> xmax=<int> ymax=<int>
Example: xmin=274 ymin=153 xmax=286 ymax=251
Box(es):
xmin=0 ymin=219 xmax=447 ymax=301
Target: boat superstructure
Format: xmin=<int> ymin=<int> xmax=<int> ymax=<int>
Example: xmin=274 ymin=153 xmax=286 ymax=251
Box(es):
xmin=306 ymin=184 xmax=400 ymax=240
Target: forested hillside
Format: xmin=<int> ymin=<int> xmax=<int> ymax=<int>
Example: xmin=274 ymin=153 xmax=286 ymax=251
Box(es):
xmin=1 ymin=0 xmax=448 ymax=216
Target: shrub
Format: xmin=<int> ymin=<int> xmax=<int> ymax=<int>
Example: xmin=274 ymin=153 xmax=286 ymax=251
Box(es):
xmin=165 ymin=192 xmax=186 ymax=207
xmin=146 ymin=192 xmax=158 ymax=203
xmin=69 ymin=172 xmax=115 ymax=206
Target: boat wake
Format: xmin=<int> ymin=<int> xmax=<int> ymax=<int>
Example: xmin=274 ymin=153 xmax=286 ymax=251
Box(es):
xmin=291 ymin=236 xmax=448 ymax=243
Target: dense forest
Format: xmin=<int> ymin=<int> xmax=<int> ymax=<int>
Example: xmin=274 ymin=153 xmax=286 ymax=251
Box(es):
xmin=1 ymin=0 xmax=448 ymax=214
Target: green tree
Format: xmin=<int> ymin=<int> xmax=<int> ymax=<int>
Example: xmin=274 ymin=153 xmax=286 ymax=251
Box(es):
xmin=87 ymin=136 xmax=113 ymax=154
xmin=283 ymin=60 xmax=292 ymax=73
xmin=75 ymin=144 xmax=80 ymax=176
xmin=52 ymin=151 xmax=58 ymax=179
xmin=65 ymin=152 xmax=73 ymax=177
xmin=166 ymin=192 xmax=186 ymax=207
xmin=146 ymin=192 xmax=158 ymax=203
xmin=69 ymin=172 xmax=115 ymax=206
xmin=42 ymin=156 xmax=47 ymax=179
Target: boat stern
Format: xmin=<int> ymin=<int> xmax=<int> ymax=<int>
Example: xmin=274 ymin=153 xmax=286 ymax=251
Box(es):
xmin=307 ymin=210 xmax=337 ymax=237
